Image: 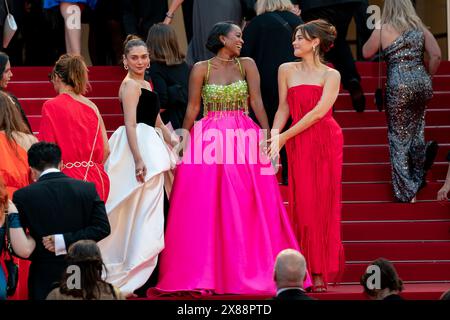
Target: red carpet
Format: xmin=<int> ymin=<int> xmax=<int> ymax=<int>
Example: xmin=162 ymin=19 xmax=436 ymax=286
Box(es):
xmin=11 ymin=61 xmax=450 ymax=300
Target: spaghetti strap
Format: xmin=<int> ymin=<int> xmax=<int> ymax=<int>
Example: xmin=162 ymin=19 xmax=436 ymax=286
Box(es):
xmin=236 ymin=58 xmax=245 ymax=78
xmin=205 ymin=59 xmax=212 ymax=84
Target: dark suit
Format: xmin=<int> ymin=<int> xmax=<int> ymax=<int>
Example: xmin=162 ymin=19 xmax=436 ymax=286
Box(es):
xmin=273 ymin=288 xmax=315 ymax=300
xmin=13 ymin=172 xmax=110 ymax=300
xmin=298 ymin=0 xmax=364 ymax=90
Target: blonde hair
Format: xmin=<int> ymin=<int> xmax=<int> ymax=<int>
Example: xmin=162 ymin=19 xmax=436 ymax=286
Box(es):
xmin=256 ymin=0 xmax=293 ymax=15
xmin=381 ymin=0 xmax=424 ymax=33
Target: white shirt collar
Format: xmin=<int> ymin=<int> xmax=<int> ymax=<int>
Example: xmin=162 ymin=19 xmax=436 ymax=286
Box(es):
xmin=276 ymin=287 xmax=305 ymax=296
xmin=40 ymin=168 xmax=61 ymax=178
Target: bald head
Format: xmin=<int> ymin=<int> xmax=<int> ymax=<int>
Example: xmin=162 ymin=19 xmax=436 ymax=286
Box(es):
xmin=274 ymin=249 xmax=307 ymax=289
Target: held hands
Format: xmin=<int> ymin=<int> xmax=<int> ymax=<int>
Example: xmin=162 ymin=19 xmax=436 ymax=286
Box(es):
xmin=134 ymin=159 xmax=147 ymax=183
xmin=42 ymin=235 xmax=55 ymax=253
xmin=265 ymin=133 xmax=288 ymax=160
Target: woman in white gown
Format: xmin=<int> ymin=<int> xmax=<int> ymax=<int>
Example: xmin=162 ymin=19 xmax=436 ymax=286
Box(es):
xmin=98 ymin=35 xmax=176 ymax=295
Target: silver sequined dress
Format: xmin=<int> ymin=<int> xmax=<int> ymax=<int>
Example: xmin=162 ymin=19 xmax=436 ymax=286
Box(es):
xmin=383 ymin=29 xmax=433 ymax=202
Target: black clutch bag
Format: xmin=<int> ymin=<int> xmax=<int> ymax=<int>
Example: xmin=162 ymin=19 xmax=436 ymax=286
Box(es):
xmin=4 ymin=215 xmax=19 ymax=297
xmin=375 ymin=87 xmax=384 ymax=112
xmin=374 ymin=29 xmax=384 ymax=112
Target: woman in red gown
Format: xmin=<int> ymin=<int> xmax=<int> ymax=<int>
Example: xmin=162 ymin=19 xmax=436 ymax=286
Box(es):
xmin=39 ymin=54 xmax=110 ymax=201
xmin=0 ymin=91 xmax=38 ymax=299
xmin=268 ymin=20 xmax=345 ymax=292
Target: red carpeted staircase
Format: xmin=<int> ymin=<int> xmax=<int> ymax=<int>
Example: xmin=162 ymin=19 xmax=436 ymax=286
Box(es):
xmin=11 ymin=62 xmax=450 ymax=300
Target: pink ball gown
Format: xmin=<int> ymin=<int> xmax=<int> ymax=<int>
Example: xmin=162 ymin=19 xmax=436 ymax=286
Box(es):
xmin=149 ymin=59 xmax=311 ymax=296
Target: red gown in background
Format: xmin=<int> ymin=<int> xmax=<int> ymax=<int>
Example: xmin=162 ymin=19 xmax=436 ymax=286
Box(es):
xmin=0 ymin=132 xmax=31 ymax=300
xmin=38 ymin=93 xmax=110 ymax=201
xmin=286 ymin=85 xmax=345 ymax=284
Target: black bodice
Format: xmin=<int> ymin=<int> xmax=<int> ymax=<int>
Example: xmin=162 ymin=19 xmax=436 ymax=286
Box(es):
xmin=135 ymin=88 xmax=160 ymax=127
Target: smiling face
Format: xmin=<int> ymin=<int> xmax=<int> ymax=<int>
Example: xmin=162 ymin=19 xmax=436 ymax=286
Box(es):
xmin=123 ymin=45 xmax=150 ymax=76
xmin=220 ymin=25 xmax=244 ymax=57
xmin=292 ymin=29 xmax=319 ymax=59
xmin=1 ymin=60 xmax=12 ymax=89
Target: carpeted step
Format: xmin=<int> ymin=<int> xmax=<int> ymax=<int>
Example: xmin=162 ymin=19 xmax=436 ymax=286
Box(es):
xmin=343 ymin=261 xmax=450 ymax=283
xmin=354 ymin=61 xmax=450 ymax=75
xmin=334 ymin=109 xmax=450 ymax=128
xmin=280 ymin=182 xmax=444 ymax=202
xmin=344 ymin=241 xmax=450 ymax=262
xmin=342 ymin=127 xmax=450 ymax=145
xmin=341 ymin=220 xmax=450 ymax=241
xmin=11 ymin=66 xmax=125 ymax=81
xmin=354 ymin=76 xmax=450 ymax=92
xmin=8 ymin=81 xmax=121 ymax=98
xmin=334 ymin=91 xmax=450 ymax=110
xmin=341 ymin=202 xmax=450 ymax=221
xmin=28 ymin=114 xmax=124 ymax=132
xmin=343 ymin=144 xmax=450 ymax=163
xmin=341 ymin=163 xmax=447 ymax=182
xmin=19 ymin=97 xmax=122 ymax=115
xmin=277 ymin=162 xmax=447 ymax=182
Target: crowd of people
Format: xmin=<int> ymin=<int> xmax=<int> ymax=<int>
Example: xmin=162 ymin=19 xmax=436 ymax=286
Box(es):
xmin=0 ymin=0 xmax=449 ymax=301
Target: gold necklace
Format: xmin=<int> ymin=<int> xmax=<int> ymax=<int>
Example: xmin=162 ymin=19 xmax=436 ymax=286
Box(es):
xmin=215 ymin=56 xmax=235 ymax=62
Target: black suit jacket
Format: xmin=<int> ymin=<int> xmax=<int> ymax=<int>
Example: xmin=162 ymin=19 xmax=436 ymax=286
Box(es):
xmin=13 ymin=172 xmax=110 ymax=300
xmin=273 ymin=288 xmax=315 ymax=301
xmin=241 ymin=10 xmax=303 ymax=123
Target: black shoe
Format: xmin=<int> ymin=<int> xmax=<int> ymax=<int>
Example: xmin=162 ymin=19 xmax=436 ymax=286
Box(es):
xmin=424 ymin=141 xmax=439 ymax=172
xmin=348 ymin=78 xmax=366 ymax=112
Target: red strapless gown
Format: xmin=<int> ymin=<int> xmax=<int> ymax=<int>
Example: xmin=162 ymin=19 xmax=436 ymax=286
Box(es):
xmin=286 ymin=85 xmax=345 ymax=284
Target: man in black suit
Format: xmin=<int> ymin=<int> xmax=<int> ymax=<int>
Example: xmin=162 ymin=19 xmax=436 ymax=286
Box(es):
xmin=294 ymin=0 xmax=366 ymax=112
xmin=273 ymin=249 xmax=314 ymax=300
xmin=13 ymin=142 xmax=110 ymax=300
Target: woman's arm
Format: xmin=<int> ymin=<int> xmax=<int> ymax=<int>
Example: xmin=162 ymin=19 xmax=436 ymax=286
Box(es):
xmin=271 ymin=63 xmax=292 ymax=135
xmin=242 ymin=58 xmax=270 ymax=131
xmin=99 ymin=115 xmax=110 ymax=163
xmin=163 ymin=0 xmax=184 ymax=24
xmin=422 ymin=25 xmax=442 ymax=76
xmin=7 ymin=201 xmax=35 ymax=259
xmin=363 ymin=29 xmax=381 ymax=60
xmin=181 ymin=62 xmax=205 ymax=133
xmin=267 ymin=69 xmax=341 ymax=159
xmin=121 ymin=80 xmax=146 ymax=182
xmin=156 ymin=114 xmax=178 ymax=147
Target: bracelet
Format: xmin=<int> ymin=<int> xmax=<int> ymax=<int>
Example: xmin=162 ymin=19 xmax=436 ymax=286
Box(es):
xmin=166 ymin=12 xmax=174 ymax=19
xmin=7 ymin=212 xmax=22 ymax=228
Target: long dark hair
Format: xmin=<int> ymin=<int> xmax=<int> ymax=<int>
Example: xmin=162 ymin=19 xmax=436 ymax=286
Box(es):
xmin=360 ymin=258 xmax=404 ymax=297
xmin=58 ymin=240 xmax=116 ymax=300
xmin=146 ymin=23 xmax=185 ymax=66
xmin=0 ymin=91 xmax=31 ymax=142
xmin=0 ymin=52 xmax=9 ymax=76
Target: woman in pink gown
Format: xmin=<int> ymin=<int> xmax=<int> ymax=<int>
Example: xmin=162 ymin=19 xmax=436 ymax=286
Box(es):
xmin=268 ymin=20 xmax=345 ymax=292
xmin=150 ymin=22 xmax=311 ymax=296
xmin=39 ymin=54 xmax=110 ymax=201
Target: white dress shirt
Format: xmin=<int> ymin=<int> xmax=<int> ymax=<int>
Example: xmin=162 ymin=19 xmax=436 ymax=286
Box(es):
xmin=40 ymin=168 xmax=67 ymax=256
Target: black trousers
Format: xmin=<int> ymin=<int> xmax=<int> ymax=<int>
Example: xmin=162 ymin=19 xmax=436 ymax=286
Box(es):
xmin=301 ymin=2 xmax=362 ymax=89
xmin=122 ymin=0 xmax=168 ymax=38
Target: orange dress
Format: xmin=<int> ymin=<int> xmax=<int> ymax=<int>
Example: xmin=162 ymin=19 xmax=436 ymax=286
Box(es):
xmin=0 ymin=132 xmax=32 ymax=300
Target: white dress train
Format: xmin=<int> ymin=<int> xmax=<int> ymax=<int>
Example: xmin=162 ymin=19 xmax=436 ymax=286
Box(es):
xmin=98 ymin=123 xmax=176 ymax=294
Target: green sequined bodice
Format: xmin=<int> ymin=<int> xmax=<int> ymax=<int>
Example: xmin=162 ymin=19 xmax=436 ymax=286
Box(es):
xmin=201 ymin=59 xmax=249 ymax=116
